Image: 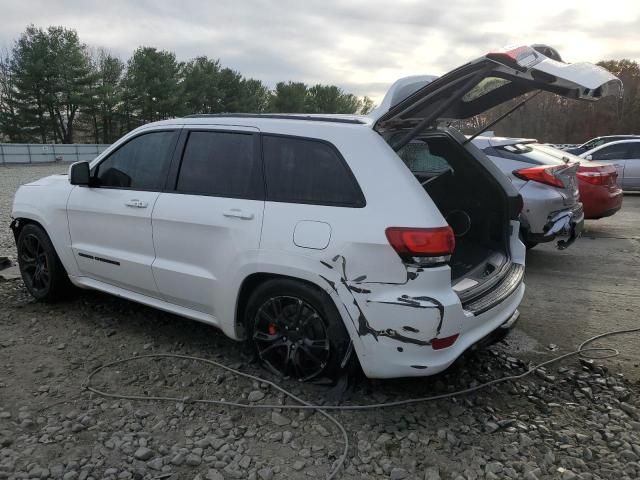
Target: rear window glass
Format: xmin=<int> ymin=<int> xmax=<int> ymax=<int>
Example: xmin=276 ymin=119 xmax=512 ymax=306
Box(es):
xmin=262 ymin=135 xmax=365 ymax=207
xmin=494 ymin=143 xmax=574 ymax=166
xmin=462 ymin=77 xmax=511 ymax=102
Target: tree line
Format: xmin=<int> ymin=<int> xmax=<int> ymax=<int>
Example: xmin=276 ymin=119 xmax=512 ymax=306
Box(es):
xmin=1 ymin=25 xmax=638 ymax=146
xmin=459 ymin=59 xmax=640 ymax=144
xmin=0 ymin=25 xmax=374 ymax=144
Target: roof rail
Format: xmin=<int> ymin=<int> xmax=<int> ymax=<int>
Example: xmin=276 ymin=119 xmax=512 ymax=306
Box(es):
xmin=183 ymin=113 xmax=365 ymax=124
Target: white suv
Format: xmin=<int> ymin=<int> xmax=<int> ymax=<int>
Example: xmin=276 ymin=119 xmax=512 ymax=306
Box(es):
xmin=11 ymin=45 xmax=621 ymax=380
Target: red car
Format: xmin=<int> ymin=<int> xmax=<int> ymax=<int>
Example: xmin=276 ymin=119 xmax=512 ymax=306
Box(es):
xmin=576 ymin=162 xmax=623 ymax=219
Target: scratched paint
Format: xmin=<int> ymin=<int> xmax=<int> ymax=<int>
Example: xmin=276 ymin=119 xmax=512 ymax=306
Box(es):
xmin=318 ymin=254 xmax=446 ymax=347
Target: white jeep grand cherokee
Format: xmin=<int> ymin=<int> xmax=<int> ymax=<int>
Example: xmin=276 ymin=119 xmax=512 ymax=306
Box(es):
xmin=11 ymin=46 xmax=621 ymax=380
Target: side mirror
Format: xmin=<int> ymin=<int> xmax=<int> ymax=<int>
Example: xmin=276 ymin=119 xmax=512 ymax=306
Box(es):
xmin=69 ymin=161 xmax=90 ymax=186
xmin=585 ymin=155 xmax=593 ymax=161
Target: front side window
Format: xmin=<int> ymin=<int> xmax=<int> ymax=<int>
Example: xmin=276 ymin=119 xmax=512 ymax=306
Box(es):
xmin=627 ymin=142 xmax=640 ymax=159
xmin=591 ymin=144 xmax=629 ymax=161
xmin=95 ymin=131 xmax=177 ymax=190
xmin=176 ymin=131 xmax=260 ymax=198
xmin=262 ymin=135 xmax=365 ymax=206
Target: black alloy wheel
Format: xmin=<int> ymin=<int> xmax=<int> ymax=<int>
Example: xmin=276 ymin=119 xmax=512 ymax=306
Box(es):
xmin=17 ymin=223 xmax=71 ymax=302
xmin=19 ymin=233 xmax=50 ymax=294
xmin=253 ymin=295 xmax=331 ymax=382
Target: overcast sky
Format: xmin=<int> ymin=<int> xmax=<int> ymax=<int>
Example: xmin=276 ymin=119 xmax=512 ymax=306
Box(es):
xmin=1 ymin=0 xmax=639 ymax=101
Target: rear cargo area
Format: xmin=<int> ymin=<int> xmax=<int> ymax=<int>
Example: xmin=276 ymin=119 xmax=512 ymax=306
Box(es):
xmin=397 ymin=131 xmax=513 ymax=291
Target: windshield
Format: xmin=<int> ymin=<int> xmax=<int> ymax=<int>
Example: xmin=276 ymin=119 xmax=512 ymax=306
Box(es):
xmin=495 ymin=143 xmax=580 ymax=166
xmin=581 ymin=138 xmax=607 ymax=150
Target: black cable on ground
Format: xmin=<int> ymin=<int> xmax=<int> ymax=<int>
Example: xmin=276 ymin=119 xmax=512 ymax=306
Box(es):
xmin=84 ymin=327 xmax=640 ymax=480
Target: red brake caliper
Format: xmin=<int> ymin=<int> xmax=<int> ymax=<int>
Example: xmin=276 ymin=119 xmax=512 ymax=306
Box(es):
xmin=268 ymin=323 xmax=277 ymax=336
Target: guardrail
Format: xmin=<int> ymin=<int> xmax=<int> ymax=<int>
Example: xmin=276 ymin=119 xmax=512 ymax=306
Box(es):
xmin=0 ymin=143 xmax=111 ymax=164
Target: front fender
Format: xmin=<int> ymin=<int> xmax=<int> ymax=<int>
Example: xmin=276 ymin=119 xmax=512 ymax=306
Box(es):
xmin=12 ymin=184 xmax=78 ymax=276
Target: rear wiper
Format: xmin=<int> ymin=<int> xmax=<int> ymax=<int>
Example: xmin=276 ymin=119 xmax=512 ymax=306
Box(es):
xmin=463 ymin=90 xmax=542 ymax=145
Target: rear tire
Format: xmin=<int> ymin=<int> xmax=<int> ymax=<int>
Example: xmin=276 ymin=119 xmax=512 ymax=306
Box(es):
xmin=245 ymin=279 xmax=351 ymax=382
xmin=17 ymin=224 xmax=71 ymax=302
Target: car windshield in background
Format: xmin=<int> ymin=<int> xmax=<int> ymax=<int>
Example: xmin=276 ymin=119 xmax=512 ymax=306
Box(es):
xmin=495 ymin=143 xmax=579 ymax=165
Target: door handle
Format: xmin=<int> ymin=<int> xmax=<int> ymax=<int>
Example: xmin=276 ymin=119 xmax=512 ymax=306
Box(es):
xmin=223 ymin=209 xmax=254 ymax=220
xmin=125 ymin=199 xmax=148 ymax=208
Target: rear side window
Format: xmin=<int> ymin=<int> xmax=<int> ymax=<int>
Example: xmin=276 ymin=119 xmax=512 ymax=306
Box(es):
xmin=262 ymin=135 xmax=365 ymax=207
xmin=176 ymin=131 xmax=261 ymax=198
xmin=95 ymin=130 xmax=177 ymax=190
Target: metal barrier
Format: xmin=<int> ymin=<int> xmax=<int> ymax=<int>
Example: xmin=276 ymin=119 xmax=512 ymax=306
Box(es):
xmin=0 ymin=143 xmax=111 ymax=164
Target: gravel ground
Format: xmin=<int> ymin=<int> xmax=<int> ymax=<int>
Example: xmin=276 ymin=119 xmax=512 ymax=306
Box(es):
xmin=1 ymin=164 xmax=639 ymax=480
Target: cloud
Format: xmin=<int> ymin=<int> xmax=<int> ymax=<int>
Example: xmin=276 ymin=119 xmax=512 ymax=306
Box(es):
xmin=1 ymin=0 xmax=638 ymax=102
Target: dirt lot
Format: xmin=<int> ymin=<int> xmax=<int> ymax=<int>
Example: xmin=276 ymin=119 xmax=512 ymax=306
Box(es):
xmin=1 ymin=164 xmax=639 ymax=480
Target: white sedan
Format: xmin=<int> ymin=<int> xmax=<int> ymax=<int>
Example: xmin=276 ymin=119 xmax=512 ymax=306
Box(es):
xmin=581 ymin=139 xmax=640 ymax=191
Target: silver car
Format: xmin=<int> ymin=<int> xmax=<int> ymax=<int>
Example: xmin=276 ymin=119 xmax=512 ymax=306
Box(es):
xmin=472 ymin=136 xmax=583 ymax=249
xmin=580 ymin=139 xmax=640 ymax=191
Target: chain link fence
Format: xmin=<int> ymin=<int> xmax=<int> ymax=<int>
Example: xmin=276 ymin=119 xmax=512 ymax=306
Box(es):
xmin=0 ymin=144 xmax=111 ymax=164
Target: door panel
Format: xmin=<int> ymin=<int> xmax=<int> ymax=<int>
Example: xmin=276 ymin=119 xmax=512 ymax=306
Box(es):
xmin=622 ymin=159 xmax=640 ymax=190
xmin=67 ymin=188 xmax=161 ymax=297
xmin=150 ymin=127 xmax=263 ymax=317
xmin=151 ymin=195 xmax=263 ymax=314
xmin=66 ymin=128 xmax=179 ymax=298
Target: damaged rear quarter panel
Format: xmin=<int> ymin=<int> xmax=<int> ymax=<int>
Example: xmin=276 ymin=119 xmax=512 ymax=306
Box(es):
xmin=318 ymin=253 xmax=463 ymax=359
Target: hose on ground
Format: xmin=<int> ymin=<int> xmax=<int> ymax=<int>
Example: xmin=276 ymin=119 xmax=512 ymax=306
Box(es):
xmin=84 ymin=327 xmax=640 ymax=480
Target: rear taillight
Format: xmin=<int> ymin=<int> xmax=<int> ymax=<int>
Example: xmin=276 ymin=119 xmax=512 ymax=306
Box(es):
xmin=487 ymin=46 xmax=539 ymax=69
xmin=513 ymin=165 xmax=565 ymax=188
xmin=385 ymin=226 xmax=455 ymax=266
xmin=577 ymin=165 xmax=618 ymax=186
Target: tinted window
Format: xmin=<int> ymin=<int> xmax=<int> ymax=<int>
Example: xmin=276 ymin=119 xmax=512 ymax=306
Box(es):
xmin=176 ymin=131 xmax=260 ymax=198
xmin=95 ymin=131 xmax=177 ymax=189
xmin=263 ymin=135 xmax=364 ymax=206
xmin=591 ymin=144 xmax=629 ymax=160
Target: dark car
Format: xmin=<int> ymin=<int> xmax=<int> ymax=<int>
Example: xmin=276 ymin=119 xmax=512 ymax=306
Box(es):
xmin=565 ymin=135 xmax=640 ymax=155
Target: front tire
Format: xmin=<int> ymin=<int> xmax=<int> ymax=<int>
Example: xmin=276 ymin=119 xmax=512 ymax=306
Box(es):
xmin=245 ymin=279 xmax=351 ymax=382
xmin=17 ymin=224 xmax=71 ymax=302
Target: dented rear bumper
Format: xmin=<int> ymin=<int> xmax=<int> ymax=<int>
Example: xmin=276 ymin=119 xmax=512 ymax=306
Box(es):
xmin=321 ymin=253 xmax=525 ymax=379
xmin=350 ymin=282 xmax=525 ymax=379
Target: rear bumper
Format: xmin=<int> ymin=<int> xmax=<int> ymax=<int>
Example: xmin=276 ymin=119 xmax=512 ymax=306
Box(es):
xmin=526 ymin=203 xmax=584 ymax=249
xmin=581 ymin=183 xmax=623 ymax=219
xmin=350 ymin=269 xmax=525 ymax=379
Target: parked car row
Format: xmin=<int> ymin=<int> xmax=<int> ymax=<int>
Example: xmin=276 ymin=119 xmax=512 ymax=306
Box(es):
xmin=10 ymin=44 xmax=625 ymax=381
xmin=472 ymin=136 xmax=623 ymax=248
